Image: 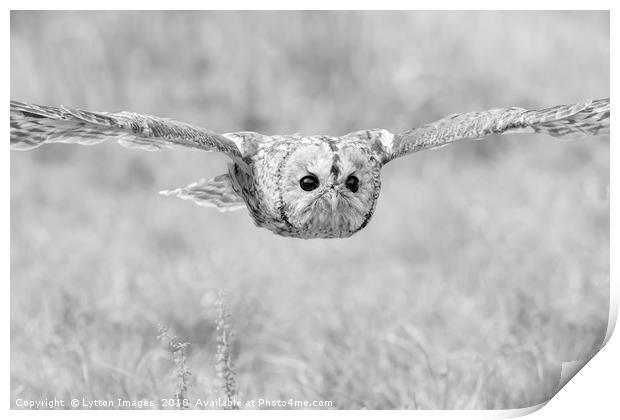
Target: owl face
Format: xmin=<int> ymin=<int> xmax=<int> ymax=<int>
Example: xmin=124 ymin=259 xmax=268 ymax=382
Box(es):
xmin=275 ymin=138 xmax=382 ymax=238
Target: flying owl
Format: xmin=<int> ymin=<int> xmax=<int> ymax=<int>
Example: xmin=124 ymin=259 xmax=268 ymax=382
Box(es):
xmin=10 ymin=98 xmax=610 ymax=239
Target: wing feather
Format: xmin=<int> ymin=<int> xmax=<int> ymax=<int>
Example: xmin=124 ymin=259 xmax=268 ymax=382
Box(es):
xmin=386 ymin=98 xmax=609 ymax=162
xmin=159 ymin=174 xmax=246 ymax=212
xmin=10 ymin=100 xmax=244 ymax=159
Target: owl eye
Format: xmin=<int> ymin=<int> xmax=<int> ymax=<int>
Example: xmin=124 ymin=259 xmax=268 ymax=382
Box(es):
xmin=345 ymin=175 xmax=359 ymax=193
xmin=299 ymin=175 xmax=320 ymax=191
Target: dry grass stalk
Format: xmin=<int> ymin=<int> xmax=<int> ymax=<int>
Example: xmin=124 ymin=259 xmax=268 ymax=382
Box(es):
xmin=215 ymin=290 xmax=239 ymax=410
xmin=158 ymin=325 xmax=192 ymax=409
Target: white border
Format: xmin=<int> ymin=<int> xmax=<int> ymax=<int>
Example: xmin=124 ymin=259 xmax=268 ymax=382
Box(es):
xmin=4 ymin=2 xmax=616 ymax=419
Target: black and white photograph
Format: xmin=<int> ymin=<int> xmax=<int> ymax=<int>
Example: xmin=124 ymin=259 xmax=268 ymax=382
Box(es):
xmin=9 ymin=9 xmax=611 ymax=411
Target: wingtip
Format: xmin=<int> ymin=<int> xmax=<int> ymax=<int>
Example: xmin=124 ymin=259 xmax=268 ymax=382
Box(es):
xmin=159 ymin=189 xmax=178 ymax=197
xmin=10 ymin=100 xmax=31 ymax=112
xmin=159 ymin=178 xmax=209 ymax=197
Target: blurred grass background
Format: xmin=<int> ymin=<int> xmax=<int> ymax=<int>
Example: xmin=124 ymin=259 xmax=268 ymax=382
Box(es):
xmin=10 ymin=11 xmax=609 ymax=409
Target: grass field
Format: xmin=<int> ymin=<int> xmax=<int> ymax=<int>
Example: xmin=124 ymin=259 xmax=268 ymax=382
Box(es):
xmin=10 ymin=11 xmax=609 ymax=409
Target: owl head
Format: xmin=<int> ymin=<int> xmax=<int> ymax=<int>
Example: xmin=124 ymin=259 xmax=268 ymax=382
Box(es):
xmin=275 ymin=135 xmax=384 ymax=238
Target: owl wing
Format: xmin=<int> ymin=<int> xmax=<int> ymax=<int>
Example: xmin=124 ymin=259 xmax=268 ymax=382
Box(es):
xmin=380 ymin=98 xmax=610 ymax=163
xmin=159 ymin=174 xmax=246 ymax=212
xmin=10 ymin=101 xmax=246 ymax=161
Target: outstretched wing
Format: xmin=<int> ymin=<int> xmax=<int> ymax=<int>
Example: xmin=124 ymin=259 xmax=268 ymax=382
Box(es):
xmin=10 ymin=101 xmax=244 ymax=160
xmin=381 ymin=98 xmax=610 ymax=163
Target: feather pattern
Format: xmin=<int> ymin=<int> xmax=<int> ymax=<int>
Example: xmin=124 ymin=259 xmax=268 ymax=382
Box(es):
xmin=10 ymin=101 xmax=243 ymax=158
xmin=386 ymin=98 xmax=610 ymax=162
xmin=159 ymin=175 xmax=246 ymax=212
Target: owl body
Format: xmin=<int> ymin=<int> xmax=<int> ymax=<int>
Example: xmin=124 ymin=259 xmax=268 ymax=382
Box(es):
xmin=229 ymin=134 xmax=384 ymax=239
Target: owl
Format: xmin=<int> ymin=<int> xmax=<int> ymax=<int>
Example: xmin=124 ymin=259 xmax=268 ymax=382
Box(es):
xmin=10 ymin=98 xmax=610 ymax=239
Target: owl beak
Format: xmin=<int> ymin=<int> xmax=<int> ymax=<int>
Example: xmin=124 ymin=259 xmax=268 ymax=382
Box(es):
xmin=328 ymin=189 xmax=338 ymax=212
